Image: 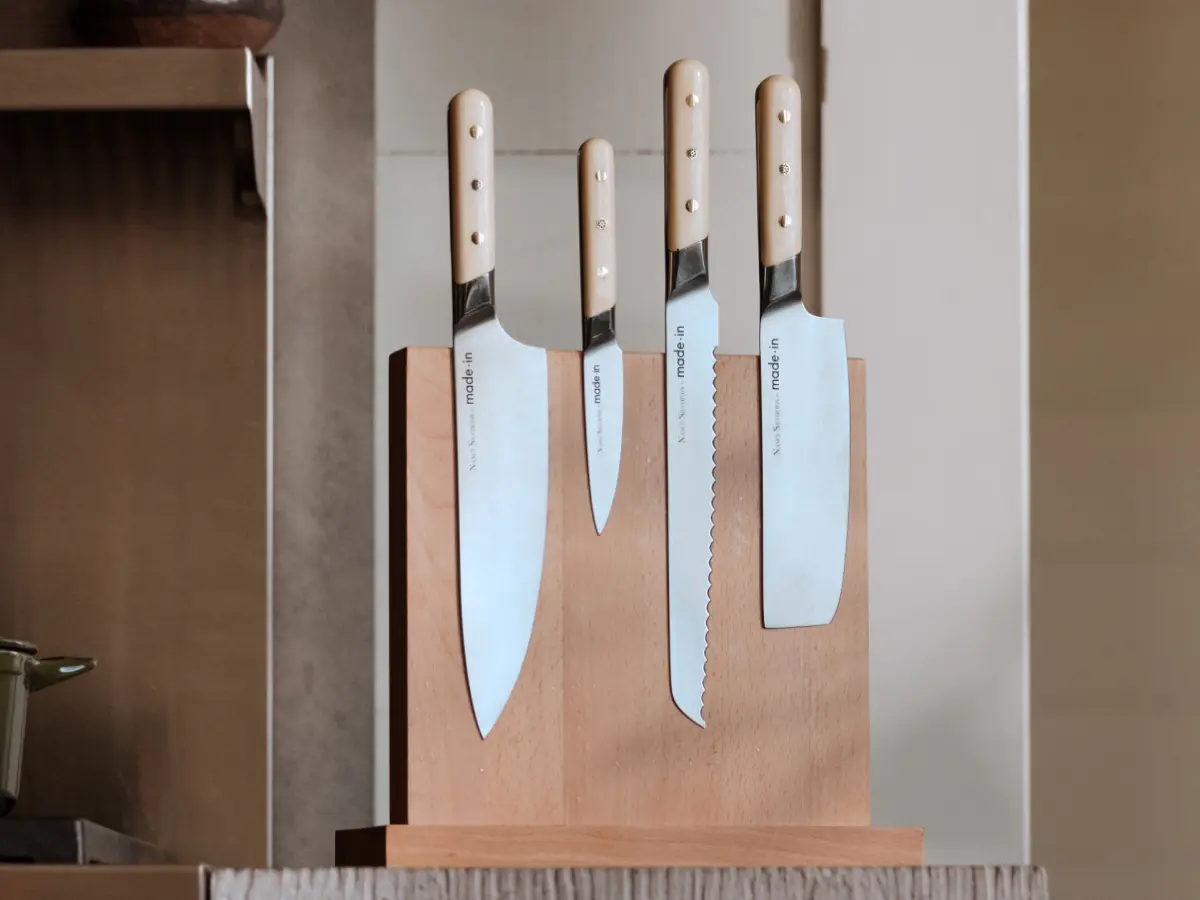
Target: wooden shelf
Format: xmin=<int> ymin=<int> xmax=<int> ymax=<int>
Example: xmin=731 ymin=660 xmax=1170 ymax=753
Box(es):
xmin=0 ymin=48 xmax=270 ymax=207
xmin=335 ymin=825 xmax=924 ymax=868
xmin=0 ymin=48 xmax=260 ymax=111
xmin=0 ymin=49 xmax=274 ymax=866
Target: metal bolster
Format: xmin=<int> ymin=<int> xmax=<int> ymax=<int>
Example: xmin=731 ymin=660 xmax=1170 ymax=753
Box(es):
xmin=453 ymin=272 xmax=497 ymax=330
xmin=667 ymin=238 xmax=710 ymax=299
xmin=760 ymin=255 xmax=803 ymax=314
xmin=583 ymin=308 xmax=617 ymax=351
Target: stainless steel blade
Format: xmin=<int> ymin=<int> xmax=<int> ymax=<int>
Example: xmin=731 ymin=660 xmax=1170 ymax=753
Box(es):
xmin=760 ymin=301 xmax=849 ymax=627
xmin=666 ymin=284 xmax=718 ymax=726
xmin=454 ymin=316 xmax=549 ymax=739
xmin=583 ymin=339 xmax=623 ymax=533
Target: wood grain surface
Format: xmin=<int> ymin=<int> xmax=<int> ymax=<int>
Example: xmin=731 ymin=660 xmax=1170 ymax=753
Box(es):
xmin=391 ymin=348 xmax=869 ymax=827
xmin=0 ymin=48 xmax=256 ymax=110
xmin=0 ymin=111 xmax=268 ymax=865
xmin=337 ymin=824 xmax=920 ymax=868
xmin=0 ymin=866 xmax=204 ymax=900
xmin=218 ymin=866 xmax=1047 ymax=900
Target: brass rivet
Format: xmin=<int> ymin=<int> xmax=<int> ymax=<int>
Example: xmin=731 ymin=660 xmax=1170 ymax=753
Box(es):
xmin=686 ymin=148 xmax=697 ymax=159
xmin=597 ymin=218 xmax=608 ymax=230
xmin=779 ymin=214 xmax=791 ymax=228
xmin=471 ymin=179 xmax=482 ymax=190
xmin=685 ymin=93 xmax=699 ymax=107
xmin=779 ymin=163 xmax=791 ymax=175
xmin=778 ymin=109 xmax=791 ymax=124
xmin=686 ymin=199 xmax=699 ymax=213
xmin=470 ymin=231 xmax=483 ymax=245
xmin=595 ymin=169 xmax=608 ymax=182
xmin=469 ymin=124 xmax=482 ymax=138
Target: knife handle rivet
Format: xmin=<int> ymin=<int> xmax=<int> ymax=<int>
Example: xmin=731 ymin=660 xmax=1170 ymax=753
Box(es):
xmin=779 ymin=214 xmax=792 ymax=228
xmin=595 ymin=169 xmax=608 ymax=182
xmin=470 ymin=231 xmax=484 ymax=245
xmin=470 ymin=179 xmax=482 ymax=191
xmin=597 ymin=266 xmax=609 ymax=279
xmin=596 ymin=218 xmax=608 ymax=230
xmin=469 ymin=124 xmax=483 ymax=138
xmin=778 ymin=109 xmax=791 ymax=124
xmin=686 ymin=93 xmax=700 ymax=107
xmin=779 ymin=162 xmax=791 ymax=175
xmin=686 ymin=199 xmax=699 ymax=213
xmin=686 ymin=148 xmax=697 ymax=159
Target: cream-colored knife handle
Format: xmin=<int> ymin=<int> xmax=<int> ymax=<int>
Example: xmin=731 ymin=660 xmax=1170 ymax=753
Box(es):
xmin=448 ymin=88 xmax=496 ymax=284
xmin=579 ymin=138 xmax=616 ymax=318
xmin=755 ymin=74 xmax=802 ymax=267
xmin=665 ymin=59 xmax=710 ymax=251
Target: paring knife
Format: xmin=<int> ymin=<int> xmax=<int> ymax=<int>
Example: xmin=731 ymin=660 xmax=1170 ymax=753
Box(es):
xmin=578 ymin=138 xmax=623 ymax=534
xmin=448 ymin=89 xmax=550 ymax=738
xmin=664 ymin=59 xmax=719 ymax=727
xmin=755 ymin=74 xmax=850 ymax=628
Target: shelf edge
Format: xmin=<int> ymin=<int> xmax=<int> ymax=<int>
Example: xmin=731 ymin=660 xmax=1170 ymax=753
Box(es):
xmin=0 ymin=48 xmax=255 ymax=111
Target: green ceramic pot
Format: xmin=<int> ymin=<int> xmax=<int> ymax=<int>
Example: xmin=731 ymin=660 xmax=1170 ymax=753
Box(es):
xmin=0 ymin=638 xmax=95 ymax=817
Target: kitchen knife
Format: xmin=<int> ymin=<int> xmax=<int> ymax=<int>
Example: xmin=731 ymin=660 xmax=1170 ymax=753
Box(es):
xmin=664 ymin=59 xmax=718 ymax=727
xmin=448 ymin=89 xmax=550 ymax=738
xmin=578 ymin=137 xmax=623 ymax=534
xmin=755 ymin=74 xmax=850 ymax=628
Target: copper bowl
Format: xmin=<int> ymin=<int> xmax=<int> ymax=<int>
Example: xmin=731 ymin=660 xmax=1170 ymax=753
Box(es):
xmin=72 ymin=0 xmax=284 ymax=52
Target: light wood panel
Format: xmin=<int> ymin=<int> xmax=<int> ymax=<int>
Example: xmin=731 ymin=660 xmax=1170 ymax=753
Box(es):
xmin=0 ymin=111 xmax=268 ymax=865
xmin=390 ymin=348 xmax=869 ymax=827
xmin=336 ymin=824 xmax=920 ymax=868
xmin=1032 ymin=0 xmax=1200 ymax=896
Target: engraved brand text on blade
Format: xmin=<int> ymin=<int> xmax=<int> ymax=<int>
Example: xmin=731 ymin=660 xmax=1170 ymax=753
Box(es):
xmin=769 ymin=337 xmax=782 ymax=456
xmin=460 ymin=352 xmax=476 ymax=404
xmin=591 ymin=365 xmax=605 ymax=452
xmin=460 ymin=352 xmax=479 ymax=471
xmin=674 ymin=325 xmax=687 ymax=443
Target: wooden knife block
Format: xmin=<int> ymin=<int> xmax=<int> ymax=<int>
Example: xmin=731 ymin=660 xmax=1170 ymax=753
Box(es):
xmin=336 ymin=347 xmax=922 ymax=867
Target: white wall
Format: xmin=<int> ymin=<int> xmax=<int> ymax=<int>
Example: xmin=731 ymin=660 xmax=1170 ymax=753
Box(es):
xmin=822 ymin=0 xmax=1029 ymax=864
xmin=374 ymin=0 xmax=1028 ymax=863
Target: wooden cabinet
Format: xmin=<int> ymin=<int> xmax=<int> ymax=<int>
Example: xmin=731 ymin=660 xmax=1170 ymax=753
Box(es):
xmin=0 ymin=49 xmax=273 ymax=866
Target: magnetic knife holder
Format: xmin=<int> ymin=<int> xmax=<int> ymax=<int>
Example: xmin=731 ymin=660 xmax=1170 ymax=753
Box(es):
xmin=335 ymin=347 xmax=923 ymax=867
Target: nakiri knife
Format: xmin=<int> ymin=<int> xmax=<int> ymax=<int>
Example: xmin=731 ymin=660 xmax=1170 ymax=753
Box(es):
xmin=448 ymin=89 xmax=550 ymax=738
xmin=663 ymin=59 xmax=718 ymax=727
xmin=578 ymin=137 xmax=623 ymax=534
xmin=755 ymin=74 xmax=850 ymax=628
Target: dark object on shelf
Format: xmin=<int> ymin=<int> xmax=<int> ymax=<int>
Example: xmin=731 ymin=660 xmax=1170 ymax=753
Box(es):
xmin=0 ymin=817 xmax=169 ymax=864
xmin=71 ymin=0 xmax=284 ymax=52
xmin=0 ymin=638 xmax=95 ymax=818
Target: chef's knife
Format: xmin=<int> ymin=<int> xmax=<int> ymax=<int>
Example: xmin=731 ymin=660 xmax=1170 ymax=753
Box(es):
xmin=448 ymin=89 xmax=550 ymax=738
xmin=578 ymin=137 xmax=623 ymax=534
xmin=755 ymin=74 xmax=850 ymax=628
xmin=664 ymin=59 xmax=718 ymax=727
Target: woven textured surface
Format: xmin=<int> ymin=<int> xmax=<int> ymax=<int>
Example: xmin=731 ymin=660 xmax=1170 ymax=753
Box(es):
xmin=211 ymin=867 xmax=1048 ymax=900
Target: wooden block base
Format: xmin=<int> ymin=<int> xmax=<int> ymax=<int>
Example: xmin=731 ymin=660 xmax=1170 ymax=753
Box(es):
xmin=335 ymin=825 xmax=924 ymax=868
xmin=390 ymin=350 xmax=871 ymax=826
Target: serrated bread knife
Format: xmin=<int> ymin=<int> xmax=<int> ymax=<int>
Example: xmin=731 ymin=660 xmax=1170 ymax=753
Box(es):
xmin=448 ymin=89 xmax=550 ymax=738
xmin=664 ymin=60 xmax=718 ymax=726
xmin=578 ymin=138 xmax=623 ymax=534
xmin=755 ymin=74 xmax=850 ymax=628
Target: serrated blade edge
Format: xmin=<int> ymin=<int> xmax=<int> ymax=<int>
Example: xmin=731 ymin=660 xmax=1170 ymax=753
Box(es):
xmin=665 ymin=286 xmax=718 ymax=727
